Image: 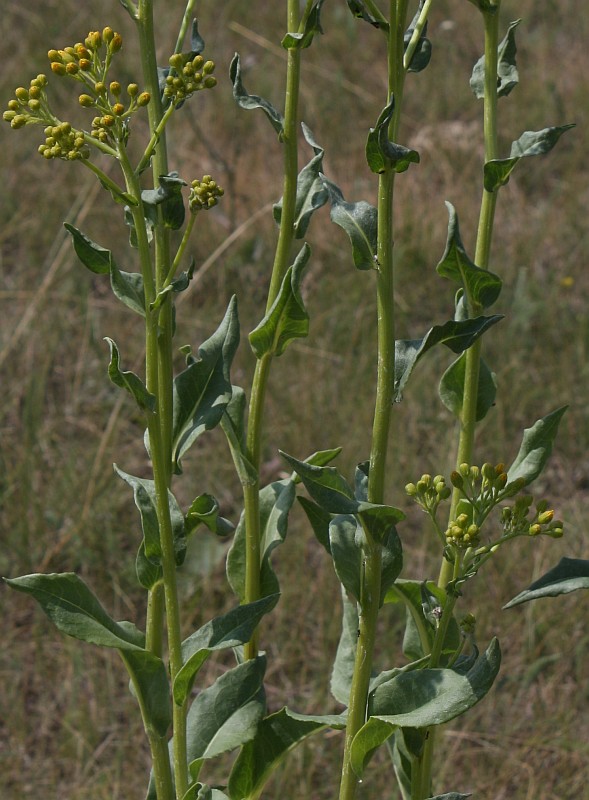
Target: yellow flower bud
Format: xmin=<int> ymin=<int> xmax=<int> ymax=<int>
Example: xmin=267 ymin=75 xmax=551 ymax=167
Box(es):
xmin=66 ymin=62 xmax=79 ymax=75
xmin=204 ymin=76 xmax=217 ymax=89
xmin=110 ymin=81 xmax=122 ymax=96
xmin=79 ymin=59 xmax=91 ymax=71
xmin=110 ymin=33 xmax=123 ymax=53
xmin=112 ymin=103 xmax=125 ymax=115
xmin=537 ymin=509 xmax=554 ymax=525
xmin=94 ymin=82 xmax=107 ymax=94
xmin=7 ymin=99 xmax=19 ymax=111
xmin=15 ymin=87 xmax=29 ymax=102
xmin=169 ymin=53 xmax=184 ymax=70
xmin=51 ymin=62 xmax=67 ymax=76
xmin=11 ymin=115 xmax=27 ymax=129
xmin=102 ymin=26 xmax=115 ymax=43
xmin=127 ymin=83 xmax=139 ymax=97
xmin=137 ymin=92 xmax=151 ymax=107
xmin=3 ymin=110 xmax=16 ymax=122
xmin=29 ymin=85 xmax=41 ymax=100
xmin=79 ymin=94 xmax=94 ymax=107
xmin=203 ymin=60 xmax=215 ymax=75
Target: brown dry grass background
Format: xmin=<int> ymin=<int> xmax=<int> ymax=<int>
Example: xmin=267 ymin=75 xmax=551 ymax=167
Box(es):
xmin=1 ymin=1 xmax=588 ymax=798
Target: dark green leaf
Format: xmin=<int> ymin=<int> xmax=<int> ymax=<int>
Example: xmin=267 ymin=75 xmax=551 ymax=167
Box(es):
xmin=394 ymin=316 xmax=503 ymax=401
xmin=220 ymin=386 xmax=258 ymax=486
xmin=110 ymin=261 xmax=146 ymax=316
xmin=439 ymin=352 xmax=497 ymax=422
xmin=5 ymin=572 xmax=171 ymax=736
xmin=64 ymin=223 xmax=111 ymax=274
xmin=321 ymin=175 xmax=378 ymax=270
xmin=297 ymin=496 xmax=332 ymax=553
xmin=436 ymin=203 xmax=502 ymax=309
xmin=471 ymin=20 xmax=521 ymax=99
xmin=354 ymin=461 xmax=370 ymax=502
xmin=504 ymin=557 xmax=589 ymax=608
xmin=227 ymin=479 xmax=296 ymax=602
xmin=249 ymin=244 xmax=310 ymax=358
xmin=141 ymin=172 xmax=187 ymax=230
xmin=404 ymin=3 xmax=432 ymax=73
xmin=105 ymin=337 xmax=156 ymax=413
xmin=281 ymin=0 xmax=325 ymax=49
xmin=484 ymin=125 xmax=576 ymax=191
xmin=281 ymin=452 xmax=357 ymax=514
xmin=329 ymin=515 xmax=363 ymax=603
xmin=186 ymin=656 xmax=266 ymax=773
xmin=228 ymin=707 xmax=345 ymax=800
xmin=150 ymin=259 xmax=196 ymax=313
xmin=230 ymin=54 xmax=284 ymax=136
xmin=185 ymin=493 xmax=234 ymax=537
xmin=274 ymin=124 xmax=328 ymax=237
xmin=174 ymin=595 xmax=279 ymax=705
xmin=346 ymin=0 xmax=389 ymax=30
xmin=350 ymin=639 xmax=501 ymax=776
xmin=365 ymin=96 xmax=420 ymax=174
xmin=331 ymin=587 xmax=359 ymax=705
xmin=506 ymin=406 xmax=567 ymax=488
xmin=136 ymin=541 xmax=162 ymax=589
xmin=172 ymin=297 xmax=239 ymax=473
xmin=190 ymin=19 xmax=205 ymax=55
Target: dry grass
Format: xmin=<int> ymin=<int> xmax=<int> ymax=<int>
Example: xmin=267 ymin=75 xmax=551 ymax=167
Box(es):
xmin=1 ymin=0 xmax=588 ymax=798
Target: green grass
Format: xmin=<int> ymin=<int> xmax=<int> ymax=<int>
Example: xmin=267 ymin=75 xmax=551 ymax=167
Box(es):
xmin=1 ymin=0 xmax=588 ymax=797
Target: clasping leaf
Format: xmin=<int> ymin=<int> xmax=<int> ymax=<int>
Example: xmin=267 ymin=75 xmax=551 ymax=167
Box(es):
xmin=366 ymin=95 xmax=420 ymax=175
xmin=471 ymin=20 xmax=521 ymax=100
xmin=230 ymin=54 xmax=284 ymax=136
xmin=320 ymin=175 xmax=378 ymax=270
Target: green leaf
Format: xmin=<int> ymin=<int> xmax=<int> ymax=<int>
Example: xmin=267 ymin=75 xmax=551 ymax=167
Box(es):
xmin=172 ymin=297 xmax=239 ymax=473
xmin=321 ymin=175 xmax=378 ymax=270
xmin=150 ymin=259 xmax=196 ymax=313
xmin=331 ymin=587 xmax=359 ymax=705
xmin=181 ymin=786 xmax=230 ymax=800
xmin=114 ymin=466 xmax=186 ymax=566
xmin=141 ymin=172 xmax=187 ymax=230
xmin=297 ymin=496 xmax=332 ymax=554
xmin=228 ymin=707 xmax=345 ymax=800
xmin=281 ymin=0 xmax=325 ymax=49
xmin=64 ymin=223 xmax=111 ymax=274
xmin=230 ymin=54 xmax=284 ymax=136
xmin=365 ymin=95 xmax=420 ymax=174
xmin=439 ymin=352 xmax=497 ymax=422
xmin=506 ymin=406 xmax=567 ymax=488
xmin=136 ymin=541 xmax=162 ymax=590
xmin=504 ymin=557 xmax=589 ymax=608
xmin=281 ymin=452 xmax=357 ymax=514
xmin=350 ymin=639 xmax=501 ymax=776
xmin=105 ymin=337 xmax=156 ymax=413
xmin=273 ymin=123 xmax=328 ymax=237
xmin=174 ymin=595 xmax=279 ymax=706
xmin=404 ymin=3 xmax=432 ymax=73
xmin=346 ymin=0 xmax=389 ymax=30
xmin=436 ymin=203 xmax=502 ymax=309
xmin=220 ymin=386 xmax=258 ymax=487
xmin=329 ymin=515 xmax=363 ymax=603
xmin=186 ymin=656 xmax=266 ymax=772
xmin=394 ymin=316 xmax=503 ymax=401
xmin=471 ymin=19 xmax=521 ymax=100
xmin=484 ymin=125 xmax=576 ymax=191
xmin=249 ymin=244 xmax=310 ymax=358
xmin=227 ymin=479 xmax=296 ymax=602
xmin=110 ymin=260 xmax=146 ymax=316
xmin=5 ymin=573 xmax=170 ymax=736
xmin=185 ymin=493 xmax=234 ymax=537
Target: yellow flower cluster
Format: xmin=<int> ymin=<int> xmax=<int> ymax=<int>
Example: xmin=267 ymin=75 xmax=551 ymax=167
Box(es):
xmin=164 ymin=53 xmax=217 ymax=104
xmin=189 ymin=176 xmax=224 ymax=212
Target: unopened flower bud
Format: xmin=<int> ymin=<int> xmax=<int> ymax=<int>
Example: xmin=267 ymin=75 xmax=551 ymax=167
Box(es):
xmin=51 ymin=62 xmax=67 ymax=76
xmin=528 ymin=523 xmax=542 ymax=536
xmin=203 ymin=60 xmax=215 ymax=75
xmin=193 ymin=55 xmax=204 ymax=70
xmin=204 ymin=76 xmax=217 ymax=89
xmin=66 ymin=62 xmax=79 ymax=75
xmin=481 ymin=462 xmax=494 ymax=480
xmin=103 ymin=27 xmax=115 ymax=43
xmin=110 ymin=81 xmax=121 ymax=96
xmin=110 ymin=33 xmax=123 ymax=52
xmin=79 ymin=58 xmax=91 ymax=71
xmin=29 ymin=85 xmax=41 ymax=100
xmin=548 ymin=525 xmax=564 ymax=539
xmin=169 ymin=53 xmax=184 ymax=70
xmin=450 ymin=471 xmax=463 ymax=489
xmin=405 ymin=483 xmax=418 ymax=496
xmin=8 ymin=99 xmax=19 ymax=111
xmin=459 ymin=463 xmax=470 ymax=477
xmin=469 ymin=466 xmax=480 ymax=482
xmin=79 ymin=94 xmax=94 ymax=107
xmin=94 ymin=82 xmax=107 ymax=94
xmin=15 ymin=87 xmax=29 ymax=102
xmin=496 ymin=472 xmax=508 ymax=488
xmin=3 ymin=110 xmax=16 ymax=122
xmin=537 ymin=509 xmax=554 ymax=525
xmin=137 ymin=92 xmax=151 ymax=106
xmin=86 ymin=31 xmax=102 ymax=50
xmin=11 ymin=115 xmax=27 ymax=129
xmin=112 ymin=103 xmax=125 ymax=115
xmin=48 ymin=49 xmax=61 ymax=62
xmin=28 ymin=99 xmax=41 ymax=111
xmin=127 ymin=83 xmax=139 ymax=97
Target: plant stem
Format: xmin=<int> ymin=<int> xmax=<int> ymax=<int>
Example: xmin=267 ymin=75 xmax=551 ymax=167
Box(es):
xmin=438 ymin=1 xmax=501 ymax=591
xmin=339 ymin=4 xmax=409 ymax=799
xmin=242 ymin=0 xmax=302 ymax=661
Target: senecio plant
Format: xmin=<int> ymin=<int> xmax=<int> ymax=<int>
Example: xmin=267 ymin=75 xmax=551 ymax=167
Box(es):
xmin=2 ymin=0 xmax=578 ymax=799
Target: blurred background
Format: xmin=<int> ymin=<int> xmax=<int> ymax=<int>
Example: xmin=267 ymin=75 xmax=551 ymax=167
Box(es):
xmin=1 ymin=1 xmax=588 ymax=797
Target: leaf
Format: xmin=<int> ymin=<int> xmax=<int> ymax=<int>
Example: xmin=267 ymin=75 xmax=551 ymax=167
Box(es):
xmin=227 ymin=479 xmax=296 ymax=602
xmin=281 ymin=0 xmax=325 ymax=49
xmin=174 ymin=595 xmax=279 ymax=705
xmin=394 ymin=316 xmax=503 ymax=401
xmin=172 ymin=297 xmax=239 ymax=473
xmin=273 ymin=123 xmax=328 ymax=237
xmin=425 ymin=794 xmax=472 ymax=800
xmin=350 ymin=639 xmax=501 ymax=777
xmin=230 ymin=54 xmax=284 ymax=136
xmin=141 ymin=172 xmax=187 ymax=230
xmin=228 ymin=707 xmax=345 ymax=800
xmin=186 ymin=656 xmax=266 ymax=772
xmin=504 ymin=557 xmax=589 ymax=608
xmin=5 ymin=573 xmax=171 ymax=736
xmin=320 ymin=175 xmax=378 ymax=270
xmin=506 ymin=406 xmax=567 ymax=488
xmin=150 ymin=259 xmax=196 ymax=313
xmin=436 ymin=203 xmax=502 ymax=309
xmin=181 ymin=786 xmax=230 ymax=800
xmin=110 ymin=260 xmax=146 ymax=316
xmin=365 ymin=96 xmax=420 ymax=174
xmin=297 ymin=496 xmax=332 ymax=554
xmin=346 ymin=0 xmax=389 ymax=30
xmin=105 ymin=337 xmax=156 ymax=413
xmin=249 ymin=244 xmax=310 ymax=358
xmin=439 ymin=352 xmax=497 ymax=422
xmin=484 ymin=125 xmax=576 ymax=191
xmin=471 ymin=19 xmax=521 ymax=99
xmin=64 ymin=223 xmax=111 ymax=274
xmin=136 ymin=541 xmax=162 ymax=590
xmin=280 ymin=452 xmax=357 ymax=514
xmin=404 ymin=2 xmax=432 ymax=73
xmin=331 ymin=587 xmax=359 ymax=705
xmin=114 ymin=466 xmax=187 ymax=566
xmin=185 ymin=493 xmax=234 ymax=537
xmin=329 ymin=515 xmax=364 ymax=604
xmin=220 ymin=386 xmax=258 ymax=486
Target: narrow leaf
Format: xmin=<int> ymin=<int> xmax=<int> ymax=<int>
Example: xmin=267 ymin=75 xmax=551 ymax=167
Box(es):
xmin=174 ymin=595 xmax=279 ymax=705
xmin=439 ymin=352 xmax=497 ymax=422
xmin=329 ymin=515 xmax=363 ymax=603
xmin=504 ymin=557 xmax=589 ymax=608
xmin=365 ymin=96 xmax=420 ymax=174
xmin=394 ymin=316 xmax=503 ymax=401
xmin=321 ymin=175 xmax=378 ymax=270
xmin=172 ymin=297 xmax=239 ymax=473
xmin=281 ymin=452 xmax=357 ymax=514
xmin=249 ymin=244 xmax=310 ymax=358
xmin=331 ymin=587 xmax=359 ymax=705
xmin=230 ymin=54 xmax=284 ymax=135
xmin=471 ymin=20 xmax=521 ymax=99
xmin=436 ymin=203 xmax=502 ymax=309
xmin=64 ymin=223 xmax=111 ymax=274
xmin=506 ymin=406 xmax=567 ymax=488
xmin=105 ymin=337 xmax=156 ymax=413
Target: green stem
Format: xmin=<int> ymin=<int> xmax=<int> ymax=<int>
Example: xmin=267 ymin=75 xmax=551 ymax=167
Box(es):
xmin=403 ymin=0 xmax=433 ymax=69
xmin=242 ymin=1 xmax=302 ymax=660
xmin=438 ymin=2 xmax=501 ymax=591
xmin=165 ymin=214 xmax=197 ymax=288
